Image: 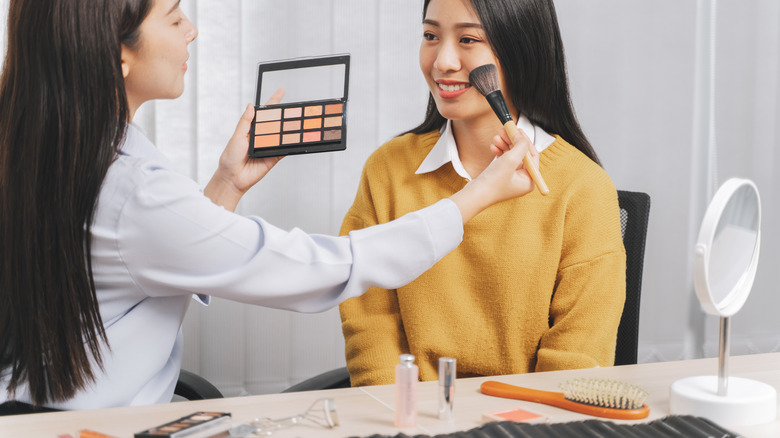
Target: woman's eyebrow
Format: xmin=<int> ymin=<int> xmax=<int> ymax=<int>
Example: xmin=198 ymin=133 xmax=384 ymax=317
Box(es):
xmin=423 ymin=19 xmax=483 ymax=30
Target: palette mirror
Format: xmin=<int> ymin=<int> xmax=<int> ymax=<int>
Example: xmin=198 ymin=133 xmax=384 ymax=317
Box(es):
xmin=669 ymin=178 xmax=776 ymax=426
xmin=249 ymin=54 xmax=350 ymax=158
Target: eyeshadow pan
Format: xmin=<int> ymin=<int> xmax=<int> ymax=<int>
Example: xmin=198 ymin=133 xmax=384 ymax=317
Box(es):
xmin=255 ymin=134 xmax=280 ymax=147
xmin=303 ymin=118 xmax=322 ymax=130
xmin=323 ymin=116 xmax=341 ymax=128
xmin=323 ymin=129 xmax=341 ymax=141
xmin=256 ymin=108 xmax=282 ymax=122
xmin=302 ymin=131 xmax=321 ymax=142
xmin=284 ymin=107 xmax=302 ymax=118
xmin=304 ymin=105 xmax=323 ymax=117
xmin=282 ymin=133 xmax=300 ymax=144
xmin=255 ymin=121 xmax=281 ymax=135
xmin=283 ymin=120 xmax=301 ymax=131
xmin=325 ymin=103 xmax=342 ymax=114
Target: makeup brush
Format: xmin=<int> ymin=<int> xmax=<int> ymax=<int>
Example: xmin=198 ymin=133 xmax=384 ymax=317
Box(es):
xmin=469 ymin=64 xmax=549 ymax=195
xmin=481 ymin=378 xmax=650 ymax=420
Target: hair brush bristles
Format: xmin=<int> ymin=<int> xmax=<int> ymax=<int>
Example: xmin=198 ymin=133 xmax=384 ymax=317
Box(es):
xmin=469 ymin=64 xmax=501 ymax=96
xmin=560 ymin=378 xmax=648 ymax=410
xmin=481 ymin=379 xmax=650 ymax=420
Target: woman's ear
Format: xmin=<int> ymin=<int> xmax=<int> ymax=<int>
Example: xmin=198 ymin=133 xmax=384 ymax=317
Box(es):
xmin=120 ymin=45 xmax=131 ymax=78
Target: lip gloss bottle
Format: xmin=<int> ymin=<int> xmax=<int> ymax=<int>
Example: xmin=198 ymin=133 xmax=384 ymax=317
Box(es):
xmin=395 ymin=354 xmax=418 ymax=428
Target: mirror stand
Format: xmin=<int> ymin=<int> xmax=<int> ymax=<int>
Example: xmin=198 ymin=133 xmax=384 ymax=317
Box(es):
xmin=670 ymin=316 xmax=775 ymax=426
xmin=717 ymin=316 xmax=728 ymax=396
xmin=669 ymin=178 xmax=776 ymax=426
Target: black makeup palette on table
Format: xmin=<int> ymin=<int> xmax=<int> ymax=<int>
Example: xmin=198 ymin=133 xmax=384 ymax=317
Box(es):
xmin=249 ymin=54 xmax=350 ymax=158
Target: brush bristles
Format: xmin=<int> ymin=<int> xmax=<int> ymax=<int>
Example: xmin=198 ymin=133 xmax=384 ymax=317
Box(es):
xmin=560 ymin=378 xmax=648 ymax=410
xmin=468 ymin=64 xmax=500 ymax=96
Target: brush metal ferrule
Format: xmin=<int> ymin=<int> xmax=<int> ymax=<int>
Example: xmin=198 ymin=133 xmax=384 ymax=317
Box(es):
xmin=484 ymin=90 xmax=513 ymax=125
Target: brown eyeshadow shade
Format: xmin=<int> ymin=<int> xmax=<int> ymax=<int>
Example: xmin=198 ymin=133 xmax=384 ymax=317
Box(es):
xmin=323 ymin=129 xmax=341 ymax=141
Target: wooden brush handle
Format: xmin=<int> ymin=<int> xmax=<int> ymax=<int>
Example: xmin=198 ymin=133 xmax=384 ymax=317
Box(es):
xmin=480 ymin=380 xmax=650 ymax=420
xmin=503 ymin=122 xmax=549 ymax=195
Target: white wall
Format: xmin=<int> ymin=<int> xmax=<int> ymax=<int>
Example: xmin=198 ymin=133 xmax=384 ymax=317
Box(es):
xmin=1 ymin=0 xmax=778 ymax=396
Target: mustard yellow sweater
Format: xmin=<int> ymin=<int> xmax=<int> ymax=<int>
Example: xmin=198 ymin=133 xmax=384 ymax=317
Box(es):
xmin=339 ymin=131 xmax=626 ymax=386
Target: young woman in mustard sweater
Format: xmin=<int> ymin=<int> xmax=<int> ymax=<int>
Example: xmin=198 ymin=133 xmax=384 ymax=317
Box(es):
xmin=339 ymin=0 xmax=626 ymax=386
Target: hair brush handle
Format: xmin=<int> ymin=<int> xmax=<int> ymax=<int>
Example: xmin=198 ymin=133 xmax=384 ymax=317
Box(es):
xmin=502 ymin=122 xmax=549 ymax=196
xmin=480 ymin=380 xmax=650 ymax=420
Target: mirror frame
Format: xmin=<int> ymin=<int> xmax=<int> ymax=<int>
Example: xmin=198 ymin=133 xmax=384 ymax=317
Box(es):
xmin=693 ymin=178 xmax=761 ymax=317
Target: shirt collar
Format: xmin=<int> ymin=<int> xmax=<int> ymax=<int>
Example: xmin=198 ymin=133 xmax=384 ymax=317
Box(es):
xmin=415 ymin=114 xmax=555 ymax=180
xmin=120 ymin=123 xmax=175 ymax=169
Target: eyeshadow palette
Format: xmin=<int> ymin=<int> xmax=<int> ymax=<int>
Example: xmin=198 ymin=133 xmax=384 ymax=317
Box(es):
xmin=249 ymin=54 xmax=350 ymax=158
xmin=134 ymin=411 xmax=231 ymax=438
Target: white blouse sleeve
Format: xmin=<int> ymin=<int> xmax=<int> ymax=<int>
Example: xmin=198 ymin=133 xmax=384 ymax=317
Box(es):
xmin=116 ymin=167 xmax=463 ymax=313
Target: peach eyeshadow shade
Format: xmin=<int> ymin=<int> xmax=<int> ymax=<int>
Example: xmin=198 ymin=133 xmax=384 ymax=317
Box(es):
xmin=325 ymin=103 xmax=342 ymax=114
xmin=304 ymin=105 xmax=323 ymax=117
xmin=302 ymin=131 xmax=321 ymax=142
xmin=283 ymin=120 xmax=301 ymax=131
xmin=323 ymin=116 xmax=341 ymax=128
xmin=255 ymin=134 xmax=280 ymax=147
xmin=256 ymin=108 xmax=282 ymax=122
xmin=284 ymin=107 xmax=302 ymax=118
xmin=303 ymin=118 xmax=322 ymax=130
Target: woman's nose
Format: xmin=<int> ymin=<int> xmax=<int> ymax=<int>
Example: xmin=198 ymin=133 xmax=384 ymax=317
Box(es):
xmin=434 ymin=41 xmax=460 ymax=73
xmin=185 ymin=19 xmax=198 ymax=43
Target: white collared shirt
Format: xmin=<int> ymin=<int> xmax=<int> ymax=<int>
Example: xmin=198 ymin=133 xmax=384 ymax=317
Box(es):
xmin=415 ymin=115 xmax=555 ymax=180
xmin=0 ymin=124 xmax=464 ymax=410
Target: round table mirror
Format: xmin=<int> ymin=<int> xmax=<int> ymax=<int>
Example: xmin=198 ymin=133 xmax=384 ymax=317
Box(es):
xmin=670 ymin=178 xmax=776 ymax=426
xmin=693 ymin=178 xmax=760 ymax=316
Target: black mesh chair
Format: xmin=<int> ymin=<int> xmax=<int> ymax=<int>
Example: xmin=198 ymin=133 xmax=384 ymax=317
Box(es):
xmin=0 ymin=369 xmax=222 ymax=416
xmin=283 ymin=190 xmax=651 ymax=391
xmin=614 ymin=190 xmax=651 ymax=366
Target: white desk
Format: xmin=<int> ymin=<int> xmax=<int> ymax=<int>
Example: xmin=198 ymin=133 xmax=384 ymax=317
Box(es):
xmin=2 ymin=353 xmax=779 ymax=437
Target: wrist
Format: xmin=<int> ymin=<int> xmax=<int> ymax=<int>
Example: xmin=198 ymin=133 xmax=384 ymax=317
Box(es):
xmin=450 ymin=180 xmax=490 ymax=224
xmin=204 ymin=171 xmax=244 ymax=211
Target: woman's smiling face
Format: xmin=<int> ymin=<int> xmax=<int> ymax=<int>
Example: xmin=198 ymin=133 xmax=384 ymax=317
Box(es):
xmin=419 ymin=0 xmax=514 ymax=124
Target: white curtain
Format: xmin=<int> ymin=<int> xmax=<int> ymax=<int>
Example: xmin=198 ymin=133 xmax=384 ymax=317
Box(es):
xmin=1 ymin=0 xmax=779 ymax=396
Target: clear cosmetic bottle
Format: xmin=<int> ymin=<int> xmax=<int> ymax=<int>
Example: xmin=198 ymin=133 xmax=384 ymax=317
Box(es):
xmin=394 ymin=354 xmax=418 ymax=428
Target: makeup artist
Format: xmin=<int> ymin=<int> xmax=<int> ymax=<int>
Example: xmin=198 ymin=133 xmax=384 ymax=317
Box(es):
xmin=339 ymin=0 xmax=626 ymax=386
xmin=0 ymin=0 xmax=539 ymax=412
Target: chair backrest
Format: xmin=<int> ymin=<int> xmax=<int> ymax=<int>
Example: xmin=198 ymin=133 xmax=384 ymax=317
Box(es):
xmin=614 ymin=190 xmax=651 ymax=366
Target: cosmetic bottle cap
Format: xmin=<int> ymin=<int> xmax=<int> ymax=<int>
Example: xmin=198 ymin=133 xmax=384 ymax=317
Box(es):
xmin=399 ymin=354 xmax=415 ymax=367
xmin=438 ymin=357 xmax=456 ymax=386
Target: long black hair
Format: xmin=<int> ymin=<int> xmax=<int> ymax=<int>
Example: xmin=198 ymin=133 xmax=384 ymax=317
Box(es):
xmin=409 ymin=0 xmax=601 ymax=166
xmin=0 ymin=0 xmax=151 ymax=406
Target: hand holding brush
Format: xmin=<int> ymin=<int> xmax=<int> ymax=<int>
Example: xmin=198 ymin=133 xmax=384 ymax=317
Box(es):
xmin=469 ymin=64 xmax=549 ymax=195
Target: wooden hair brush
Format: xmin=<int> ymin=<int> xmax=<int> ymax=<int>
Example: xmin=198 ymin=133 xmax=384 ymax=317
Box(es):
xmin=481 ymin=378 xmax=650 ymax=420
xmin=469 ymin=64 xmax=549 ymax=195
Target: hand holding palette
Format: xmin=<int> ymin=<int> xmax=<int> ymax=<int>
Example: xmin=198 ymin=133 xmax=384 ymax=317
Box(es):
xmin=249 ymin=54 xmax=350 ymax=158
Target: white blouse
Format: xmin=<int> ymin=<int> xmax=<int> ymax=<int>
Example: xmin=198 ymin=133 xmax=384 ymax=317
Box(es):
xmin=0 ymin=124 xmax=463 ymax=410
